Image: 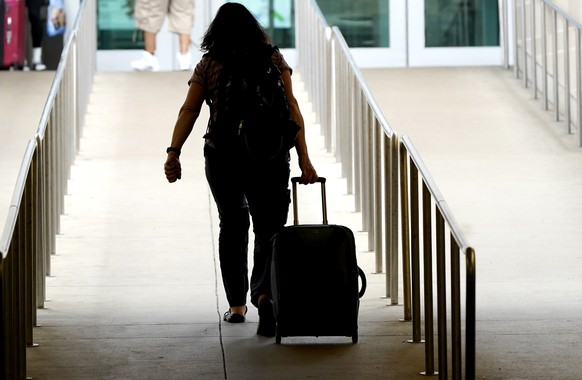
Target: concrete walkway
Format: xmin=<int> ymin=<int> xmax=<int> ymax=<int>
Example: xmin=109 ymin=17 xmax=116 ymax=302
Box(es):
xmin=18 ymin=71 xmax=421 ymax=379
xmin=0 ymin=71 xmax=55 ymax=225
xmin=2 ymin=66 xmax=582 ymax=379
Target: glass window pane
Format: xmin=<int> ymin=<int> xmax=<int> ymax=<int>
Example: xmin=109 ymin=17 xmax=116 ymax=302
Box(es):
xmin=424 ymin=0 xmax=499 ymax=47
xmin=315 ymin=0 xmax=389 ymax=48
xmin=232 ymin=0 xmax=296 ymax=48
xmin=98 ymin=0 xmax=143 ymax=50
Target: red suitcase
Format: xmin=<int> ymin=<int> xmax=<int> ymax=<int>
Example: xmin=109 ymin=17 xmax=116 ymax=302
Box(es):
xmin=1 ymin=0 xmax=26 ymax=69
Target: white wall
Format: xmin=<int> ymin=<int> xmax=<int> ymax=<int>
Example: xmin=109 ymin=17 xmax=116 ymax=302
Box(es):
xmin=64 ymin=0 xmax=80 ymax=41
xmin=552 ymin=0 xmax=582 ymax=22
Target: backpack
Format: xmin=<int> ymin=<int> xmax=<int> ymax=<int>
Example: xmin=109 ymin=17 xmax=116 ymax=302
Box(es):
xmin=204 ymin=45 xmax=299 ymax=160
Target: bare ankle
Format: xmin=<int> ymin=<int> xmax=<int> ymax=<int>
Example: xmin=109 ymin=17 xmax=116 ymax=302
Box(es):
xmin=230 ymin=305 xmax=247 ymax=315
xmin=258 ymin=294 xmax=269 ymax=306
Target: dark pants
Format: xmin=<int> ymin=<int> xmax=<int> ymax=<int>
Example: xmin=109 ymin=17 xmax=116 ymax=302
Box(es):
xmin=204 ymin=143 xmax=291 ymax=308
xmin=26 ymin=0 xmax=44 ymax=48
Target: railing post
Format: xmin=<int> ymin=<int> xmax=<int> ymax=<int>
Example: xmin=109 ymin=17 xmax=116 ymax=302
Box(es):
xmin=390 ymin=134 xmax=399 ymax=305
xmin=25 ymin=153 xmax=35 ymax=349
xmin=513 ymin=0 xmax=519 ymax=78
xmin=409 ymin=161 xmax=422 ymax=343
xmin=421 ymin=182 xmax=436 ymax=376
xmin=34 ymin=147 xmax=46 ymax=310
xmin=367 ymin=108 xmax=374 ymax=252
xmin=436 ymin=211 xmax=447 ymax=379
xmin=333 ymin=34 xmax=339 ymax=155
xmin=577 ymin=28 xmax=582 ymax=147
xmin=521 ymin=0 xmax=528 ymax=86
xmin=541 ymin=1 xmax=549 ymax=110
xmin=353 ymin=86 xmax=362 ymax=211
xmin=346 ymin=71 xmax=355 ymax=193
xmin=563 ymin=19 xmax=571 ymax=133
xmin=501 ymin=0 xmax=510 ymax=68
xmin=374 ymin=119 xmax=383 ymax=276
xmin=381 ymin=127 xmax=398 ymax=300
xmin=531 ymin=0 xmax=537 ymax=98
xmin=466 ymin=247 xmax=477 ymax=380
xmin=361 ymin=105 xmax=371 ymax=237
xmin=451 ymin=238 xmax=462 ymax=379
xmin=399 ymin=142 xmax=411 ymax=320
xmin=17 ymin=219 xmax=26 ymax=378
xmin=552 ymin=9 xmax=560 ymax=121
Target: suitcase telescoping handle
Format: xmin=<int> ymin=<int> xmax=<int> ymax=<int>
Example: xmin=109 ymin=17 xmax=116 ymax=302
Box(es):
xmin=290 ymin=177 xmax=327 ymax=226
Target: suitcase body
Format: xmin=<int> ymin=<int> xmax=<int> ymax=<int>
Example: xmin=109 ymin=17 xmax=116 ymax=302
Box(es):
xmin=1 ymin=0 xmax=26 ymax=69
xmin=271 ymin=177 xmax=366 ymax=344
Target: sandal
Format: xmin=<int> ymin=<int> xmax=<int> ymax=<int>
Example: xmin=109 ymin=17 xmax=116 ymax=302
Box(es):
xmin=223 ymin=306 xmax=247 ymax=323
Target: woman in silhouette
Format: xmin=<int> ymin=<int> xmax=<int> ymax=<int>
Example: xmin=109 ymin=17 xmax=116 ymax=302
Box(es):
xmin=164 ymin=2 xmax=318 ymax=337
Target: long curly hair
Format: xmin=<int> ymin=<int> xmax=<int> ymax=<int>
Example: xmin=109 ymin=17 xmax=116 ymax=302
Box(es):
xmin=201 ymin=2 xmax=271 ymax=62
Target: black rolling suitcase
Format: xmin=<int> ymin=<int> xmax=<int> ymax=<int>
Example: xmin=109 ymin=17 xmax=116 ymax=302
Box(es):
xmin=271 ymin=177 xmax=367 ymax=344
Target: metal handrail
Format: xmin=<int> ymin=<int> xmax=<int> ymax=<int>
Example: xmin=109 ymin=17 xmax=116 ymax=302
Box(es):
xmin=0 ymin=139 xmax=38 ymax=379
xmin=295 ymin=1 xmax=476 ymax=378
xmin=328 ymin=26 xmax=399 ymax=303
xmin=0 ymin=0 xmax=96 ymax=376
xmin=295 ymin=0 xmax=331 ymax=148
xmin=296 ymin=0 xmax=398 ymax=292
xmin=509 ymin=0 xmax=582 ymax=146
xmin=399 ymin=136 xmax=476 ymax=378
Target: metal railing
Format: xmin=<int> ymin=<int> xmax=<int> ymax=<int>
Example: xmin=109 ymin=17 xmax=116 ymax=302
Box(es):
xmin=296 ymin=0 xmax=400 ymax=302
xmin=510 ymin=0 xmax=582 ymax=146
xmin=0 ymin=0 xmax=96 ymax=376
xmin=296 ymin=1 xmax=476 ymax=378
xmin=399 ymin=136 xmax=476 ymax=378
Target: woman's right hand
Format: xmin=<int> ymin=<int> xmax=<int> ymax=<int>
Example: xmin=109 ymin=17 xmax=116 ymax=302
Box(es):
xmin=164 ymin=154 xmax=182 ymax=183
xmin=298 ymin=157 xmax=318 ymax=184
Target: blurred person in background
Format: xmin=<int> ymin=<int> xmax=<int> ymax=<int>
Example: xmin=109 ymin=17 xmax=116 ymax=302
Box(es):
xmin=131 ymin=0 xmax=195 ymax=71
xmin=26 ymin=0 xmax=46 ymax=71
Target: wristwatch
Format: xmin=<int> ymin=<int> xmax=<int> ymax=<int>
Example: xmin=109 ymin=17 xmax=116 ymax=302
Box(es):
xmin=166 ymin=147 xmax=181 ymax=155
